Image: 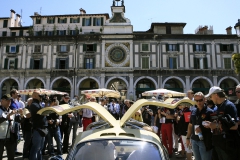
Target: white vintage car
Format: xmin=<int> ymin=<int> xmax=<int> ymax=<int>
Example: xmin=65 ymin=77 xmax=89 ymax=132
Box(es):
xmin=38 ymin=98 xmax=195 ymax=160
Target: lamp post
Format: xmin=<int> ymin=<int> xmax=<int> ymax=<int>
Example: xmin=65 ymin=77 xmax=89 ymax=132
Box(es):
xmin=234 ymin=19 xmax=240 ymax=37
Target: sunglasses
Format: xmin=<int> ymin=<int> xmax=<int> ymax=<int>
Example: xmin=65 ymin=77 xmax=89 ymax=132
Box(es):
xmin=195 ymin=99 xmax=204 ymax=102
xmin=236 ymin=91 xmax=240 ymax=93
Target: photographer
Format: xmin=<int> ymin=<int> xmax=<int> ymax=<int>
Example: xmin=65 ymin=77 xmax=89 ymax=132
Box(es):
xmin=59 ymin=94 xmax=72 ymax=153
xmin=204 ymin=86 xmax=240 ymax=160
xmin=47 ymin=96 xmax=63 ymax=157
xmin=29 ymin=91 xmax=48 ymax=160
xmin=142 ymin=106 xmax=153 ymax=126
xmin=0 ymin=94 xmax=16 ymax=160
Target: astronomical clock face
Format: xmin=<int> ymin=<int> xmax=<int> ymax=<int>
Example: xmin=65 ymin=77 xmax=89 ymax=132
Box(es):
xmin=105 ymin=43 xmax=130 ymax=67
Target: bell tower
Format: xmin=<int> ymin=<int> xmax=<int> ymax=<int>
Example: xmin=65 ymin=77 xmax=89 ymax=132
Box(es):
xmin=104 ymin=0 xmax=132 ymax=34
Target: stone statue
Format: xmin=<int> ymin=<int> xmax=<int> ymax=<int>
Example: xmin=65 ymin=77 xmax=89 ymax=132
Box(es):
xmin=113 ymin=0 xmax=115 ymax=6
xmin=121 ymin=0 xmax=124 ymax=6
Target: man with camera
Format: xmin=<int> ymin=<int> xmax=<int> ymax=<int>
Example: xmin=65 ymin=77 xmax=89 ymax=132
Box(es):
xmin=204 ymin=86 xmax=240 ymax=160
xmin=142 ymin=106 xmax=153 ymax=126
xmin=29 ymin=91 xmax=48 ymax=160
xmin=0 ymin=94 xmax=17 ymax=160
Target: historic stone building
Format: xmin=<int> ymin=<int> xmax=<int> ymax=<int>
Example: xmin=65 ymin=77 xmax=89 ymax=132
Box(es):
xmin=0 ymin=0 xmax=240 ymax=100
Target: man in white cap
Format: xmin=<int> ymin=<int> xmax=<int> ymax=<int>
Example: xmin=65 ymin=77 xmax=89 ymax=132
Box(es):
xmin=203 ymin=86 xmax=240 ymax=160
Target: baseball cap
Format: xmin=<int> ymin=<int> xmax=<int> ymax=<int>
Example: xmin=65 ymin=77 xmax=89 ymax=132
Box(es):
xmin=205 ymin=86 xmax=223 ymax=98
xmin=63 ymin=94 xmax=70 ymax=99
xmin=1 ymin=94 xmax=12 ymax=100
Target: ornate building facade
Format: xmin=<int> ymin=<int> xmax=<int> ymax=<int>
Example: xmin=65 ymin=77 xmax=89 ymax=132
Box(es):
xmin=0 ymin=0 xmax=240 ymax=100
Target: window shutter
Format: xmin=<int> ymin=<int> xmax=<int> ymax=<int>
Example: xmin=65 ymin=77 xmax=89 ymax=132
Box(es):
xmin=82 ymin=18 xmax=85 ymax=26
xmin=40 ymin=58 xmax=43 ymax=69
xmin=177 ymin=44 xmax=179 ymax=51
xmin=56 ymin=58 xmax=59 ymax=69
xmin=39 ymin=19 xmax=41 ymax=24
xmin=230 ymin=44 xmax=234 ymax=51
xmin=220 ymin=44 xmax=223 ymax=52
xmin=89 ymin=17 xmax=92 ymax=26
xmin=203 ymin=44 xmax=207 ymax=51
xmin=93 ymin=57 xmax=95 ymax=69
xmin=67 ymin=45 xmax=70 ymax=52
xmin=58 ymin=18 xmax=60 ymax=23
xmin=203 ymin=57 xmax=208 ymax=69
xmin=173 ymin=57 xmax=177 ymax=69
xmin=65 ymin=57 xmax=69 ymax=69
xmin=65 ymin=18 xmax=67 ymax=23
xmin=70 ymin=18 xmax=72 ymax=23
xmin=56 ymin=30 xmax=59 ymax=35
xmin=53 ymin=17 xmax=55 ymax=23
xmin=166 ymin=44 xmax=169 ymax=51
xmin=101 ymin=17 xmax=104 ymax=26
xmin=93 ymin=44 xmax=97 ymax=52
xmin=45 ymin=31 xmax=48 ymax=35
xmin=19 ymin=30 xmax=23 ymax=36
xmin=64 ymin=30 xmax=66 ymax=35
xmin=83 ymin=44 xmax=86 ymax=52
xmin=93 ymin=18 xmax=96 ymax=26
xmin=47 ymin=18 xmax=49 ymax=23
xmin=193 ymin=44 xmax=196 ymax=51
xmin=6 ymin=45 xmax=9 ymax=53
xmin=194 ymin=58 xmax=198 ymax=69
xmin=84 ymin=58 xmax=87 ymax=69
xmin=77 ymin=18 xmax=80 ymax=23
xmin=30 ymin=58 xmax=34 ymax=69
xmin=4 ymin=58 xmax=9 ymax=69
xmin=16 ymin=45 xmax=19 ymax=53
xmin=57 ymin=45 xmax=60 ymax=52
xmin=14 ymin=58 xmax=18 ymax=69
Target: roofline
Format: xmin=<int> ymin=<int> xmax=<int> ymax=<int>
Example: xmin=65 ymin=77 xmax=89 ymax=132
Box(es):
xmin=30 ymin=13 xmax=110 ymax=19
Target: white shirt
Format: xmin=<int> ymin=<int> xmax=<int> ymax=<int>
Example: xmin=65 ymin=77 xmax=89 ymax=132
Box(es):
xmin=82 ymin=108 xmax=93 ymax=118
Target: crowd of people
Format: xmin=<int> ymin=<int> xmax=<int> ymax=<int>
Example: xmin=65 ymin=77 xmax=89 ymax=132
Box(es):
xmin=1 ymin=85 xmax=240 ymax=160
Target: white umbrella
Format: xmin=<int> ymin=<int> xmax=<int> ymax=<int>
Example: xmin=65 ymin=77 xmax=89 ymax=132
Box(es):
xmin=18 ymin=88 xmax=67 ymax=95
xmin=81 ymin=88 xmax=121 ymax=98
xmin=142 ymin=88 xmax=186 ymax=97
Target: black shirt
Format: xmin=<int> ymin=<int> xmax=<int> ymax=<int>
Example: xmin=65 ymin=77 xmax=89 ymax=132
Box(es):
xmin=47 ymin=113 xmax=60 ymax=128
xmin=178 ymin=107 xmax=190 ymax=136
xmin=190 ymin=105 xmax=213 ymax=141
xmin=161 ymin=108 xmax=174 ymax=124
xmin=29 ymin=99 xmax=47 ymax=129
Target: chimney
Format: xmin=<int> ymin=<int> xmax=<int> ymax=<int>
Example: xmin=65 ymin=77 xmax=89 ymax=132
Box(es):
xmin=226 ymin=26 xmax=232 ymax=35
xmin=15 ymin=14 xmax=21 ymax=27
xmin=80 ymin=8 xmax=86 ymax=14
xmin=10 ymin=9 xmax=15 ymax=18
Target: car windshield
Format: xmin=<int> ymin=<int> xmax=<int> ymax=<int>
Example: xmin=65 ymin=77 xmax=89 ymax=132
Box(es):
xmin=73 ymin=139 xmax=163 ymax=160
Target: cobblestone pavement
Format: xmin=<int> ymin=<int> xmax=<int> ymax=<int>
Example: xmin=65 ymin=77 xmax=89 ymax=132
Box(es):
xmin=3 ymin=127 xmax=187 ymax=160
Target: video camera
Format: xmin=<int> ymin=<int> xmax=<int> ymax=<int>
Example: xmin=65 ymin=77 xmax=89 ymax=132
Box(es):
xmin=211 ymin=113 xmax=236 ymax=131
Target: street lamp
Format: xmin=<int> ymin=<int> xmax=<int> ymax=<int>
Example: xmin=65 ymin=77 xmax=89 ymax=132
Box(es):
xmin=234 ymin=19 xmax=240 ymax=37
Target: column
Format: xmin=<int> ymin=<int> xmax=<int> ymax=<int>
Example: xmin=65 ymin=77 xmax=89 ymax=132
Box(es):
xmin=185 ymin=76 xmax=190 ymax=93
xmin=158 ymin=76 xmax=162 ymax=88
xmin=129 ymin=75 xmax=134 ymax=100
xmin=211 ymin=41 xmax=216 ymax=69
xmin=184 ymin=42 xmax=189 ymax=69
xmin=130 ymin=42 xmax=133 ymax=68
xmin=100 ymin=74 xmax=105 ymax=88
xmin=47 ymin=44 xmax=52 ymax=69
xmin=46 ymin=76 xmax=50 ymax=89
xmin=213 ymin=76 xmax=218 ymax=86
xmin=101 ymin=41 xmax=105 ymax=68
xmin=22 ymin=45 xmax=26 ymax=69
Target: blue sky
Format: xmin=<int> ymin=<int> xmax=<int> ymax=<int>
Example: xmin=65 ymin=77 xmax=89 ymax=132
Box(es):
xmin=1 ymin=0 xmax=239 ymax=34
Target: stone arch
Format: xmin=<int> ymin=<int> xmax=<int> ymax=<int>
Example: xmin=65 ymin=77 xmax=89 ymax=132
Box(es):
xmin=162 ymin=76 xmax=186 ymax=90
xmin=0 ymin=77 xmax=20 ymax=89
xmin=190 ymin=76 xmax=213 ymax=88
xmin=218 ymin=76 xmax=240 ymax=86
xmin=133 ymin=76 xmax=158 ymax=89
xmin=105 ymin=76 xmax=129 ymax=88
xmin=24 ymin=77 xmax=46 ymax=89
xmin=50 ymin=77 xmax=73 ymax=89
xmin=76 ymin=77 xmax=100 ymax=90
